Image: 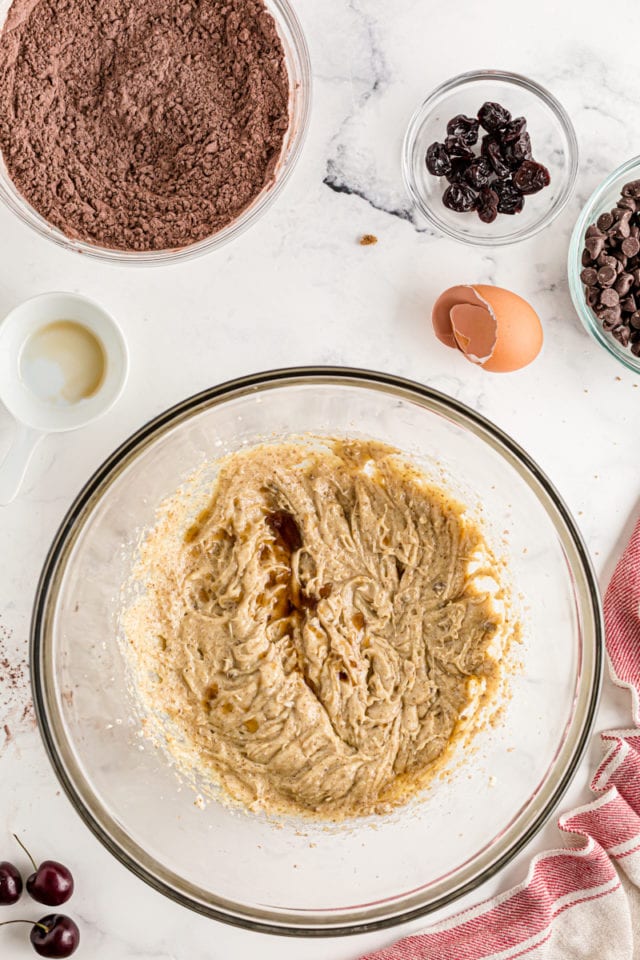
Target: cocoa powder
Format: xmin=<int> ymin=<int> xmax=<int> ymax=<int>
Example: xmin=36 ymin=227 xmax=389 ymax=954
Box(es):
xmin=0 ymin=0 xmax=290 ymax=251
xmin=0 ymin=616 xmax=35 ymax=753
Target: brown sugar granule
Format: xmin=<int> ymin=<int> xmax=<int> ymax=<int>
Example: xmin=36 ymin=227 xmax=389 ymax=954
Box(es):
xmin=359 ymin=234 xmax=378 ymax=246
xmin=0 ymin=0 xmax=290 ymax=251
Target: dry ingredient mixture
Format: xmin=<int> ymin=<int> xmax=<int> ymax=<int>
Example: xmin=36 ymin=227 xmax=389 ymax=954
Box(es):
xmin=0 ymin=0 xmax=290 ymax=251
xmin=125 ymin=440 xmax=511 ymax=820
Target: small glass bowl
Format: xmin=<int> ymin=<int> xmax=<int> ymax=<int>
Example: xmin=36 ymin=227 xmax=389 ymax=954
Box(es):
xmin=403 ymin=69 xmax=578 ymax=246
xmin=0 ymin=0 xmax=311 ymax=266
xmin=568 ymin=156 xmax=640 ymax=374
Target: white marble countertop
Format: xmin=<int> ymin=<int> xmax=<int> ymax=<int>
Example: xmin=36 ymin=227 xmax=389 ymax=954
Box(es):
xmin=2 ymin=0 xmax=640 ymax=956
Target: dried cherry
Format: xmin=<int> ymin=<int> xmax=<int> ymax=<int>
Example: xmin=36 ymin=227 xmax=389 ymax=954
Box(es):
xmin=477 ymin=186 xmax=499 ymax=223
xmin=482 ymin=136 xmax=510 ymax=178
xmin=443 ymin=182 xmax=478 ymax=213
xmin=423 ymin=101 xmax=549 ymax=222
xmin=502 ymin=117 xmax=527 ymax=142
xmin=478 ymin=101 xmax=511 ymax=133
xmin=444 ymin=135 xmax=475 ymax=160
xmin=464 ymin=158 xmax=493 ymax=189
xmin=513 ymin=160 xmax=551 ymax=195
xmin=426 ymin=142 xmax=451 ymax=177
xmin=493 ymin=179 xmax=524 ymax=215
xmin=445 ymin=158 xmax=470 ymax=183
xmin=503 ymin=132 xmax=532 ymax=169
xmin=446 ymin=114 xmax=479 ymax=146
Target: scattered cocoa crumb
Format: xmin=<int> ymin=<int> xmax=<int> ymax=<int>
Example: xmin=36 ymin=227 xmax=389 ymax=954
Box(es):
xmin=359 ymin=234 xmax=378 ymax=246
xmin=0 ymin=617 xmax=36 ymax=750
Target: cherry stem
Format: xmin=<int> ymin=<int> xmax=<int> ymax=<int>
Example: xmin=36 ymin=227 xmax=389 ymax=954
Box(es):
xmin=13 ymin=834 xmax=38 ymax=873
xmin=0 ymin=920 xmax=49 ymax=932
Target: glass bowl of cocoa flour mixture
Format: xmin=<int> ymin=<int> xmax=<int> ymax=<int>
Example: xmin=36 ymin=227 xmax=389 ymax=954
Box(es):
xmin=0 ymin=0 xmax=310 ymax=264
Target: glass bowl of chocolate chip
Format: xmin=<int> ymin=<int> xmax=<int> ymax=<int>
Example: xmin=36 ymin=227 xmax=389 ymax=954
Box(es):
xmin=568 ymin=157 xmax=640 ymax=374
xmin=0 ymin=0 xmax=310 ymax=265
xmin=403 ymin=70 xmax=578 ymax=246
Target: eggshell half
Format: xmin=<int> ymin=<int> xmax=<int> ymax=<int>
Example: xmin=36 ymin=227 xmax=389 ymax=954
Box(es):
xmin=450 ymin=304 xmax=496 ymax=364
xmin=432 ymin=285 xmax=485 ymax=348
xmin=473 ymin=285 xmax=543 ymax=373
xmin=431 ymin=284 xmax=543 ymax=373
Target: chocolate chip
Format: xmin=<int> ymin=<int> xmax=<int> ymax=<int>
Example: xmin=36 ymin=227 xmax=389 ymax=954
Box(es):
xmin=622 ymin=180 xmax=640 ymax=199
xmin=600 ymin=287 xmax=620 ymax=307
xmin=586 ymin=286 xmax=600 ymax=307
xmin=621 ymin=294 xmax=637 ymax=314
xmin=597 ymin=265 xmax=617 ymax=286
xmin=582 ymin=249 xmax=594 ymax=266
xmin=581 ymin=267 xmax=598 ymax=286
xmin=630 ymin=311 xmax=640 ymax=330
xmin=615 ymin=273 xmax=634 ymax=296
xmin=612 ymin=324 xmax=631 ymax=345
xmin=613 ymin=216 xmax=632 ymax=240
xmin=585 ymin=235 xmax=605 ymax=259
xmin=622 ymin=237 xmax=640 ymax=258
xmin=597 ymin=212 xmax=614 ymax=231
xmin=618 ymin=196 xmax=637 ymax=212
xmin=613 ymin=206 xmax=632 ymax=222
xmin=632 ymin=341 xmax=640 ymax=356
xmin=586 ymin=224 xmax=604 ymax=238
xmin=601 ymin=308 xmax=622 ymax=329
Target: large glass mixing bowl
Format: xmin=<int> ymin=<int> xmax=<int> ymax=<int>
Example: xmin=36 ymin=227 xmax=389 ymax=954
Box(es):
xmin=31 ymin=369 xmax=602 ymax=936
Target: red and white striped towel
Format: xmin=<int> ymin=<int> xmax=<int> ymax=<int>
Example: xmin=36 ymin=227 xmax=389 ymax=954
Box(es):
xmin=363 ymin=519 xmax=640 ymax=960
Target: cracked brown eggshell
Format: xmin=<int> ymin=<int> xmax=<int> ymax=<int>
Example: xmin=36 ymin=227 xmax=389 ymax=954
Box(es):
xmin=432 ymin=284 xmax=543 ymax=373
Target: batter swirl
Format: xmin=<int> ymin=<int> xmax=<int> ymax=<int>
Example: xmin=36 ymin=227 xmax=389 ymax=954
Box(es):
xmin=126 ymin=440 xmax=508 ymax=819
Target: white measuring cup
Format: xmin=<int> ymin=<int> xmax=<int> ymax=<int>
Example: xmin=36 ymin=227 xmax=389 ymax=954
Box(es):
xmin=0 ymin=292 xmax=128 ymax=504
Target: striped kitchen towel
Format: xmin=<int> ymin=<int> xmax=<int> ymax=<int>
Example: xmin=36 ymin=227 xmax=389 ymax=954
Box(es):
xmin=363 ymin=518 xmax=640 ymax=960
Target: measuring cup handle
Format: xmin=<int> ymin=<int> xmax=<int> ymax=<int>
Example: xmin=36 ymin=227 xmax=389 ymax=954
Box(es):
xmin=0 ymin=423 xmax=43 ymax=505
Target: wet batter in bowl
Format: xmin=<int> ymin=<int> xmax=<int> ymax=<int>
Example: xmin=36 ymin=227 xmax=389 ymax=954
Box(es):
xmin=126 ymin=440 xmax=511 ymax=819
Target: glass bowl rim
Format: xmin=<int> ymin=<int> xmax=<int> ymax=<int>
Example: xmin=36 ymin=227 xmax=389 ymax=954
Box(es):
xmin=568 ymin=154 xmax=640 ymax=374
xmin=30 ymin=366 xmax=603 ymax=937
xmin=402 ymin=68 xmax=579 ymax=247
xmin=0 ymin=0 xmax=311 ymax=266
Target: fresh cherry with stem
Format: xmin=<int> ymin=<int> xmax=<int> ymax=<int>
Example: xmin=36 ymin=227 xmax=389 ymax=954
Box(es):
xmin=0 ymin=860 xmax=23 ymax=904
xmin=13 ymin=836 xmax=74 ymax=907
xmin=0 ymin=915 xmax=80 ymax=957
